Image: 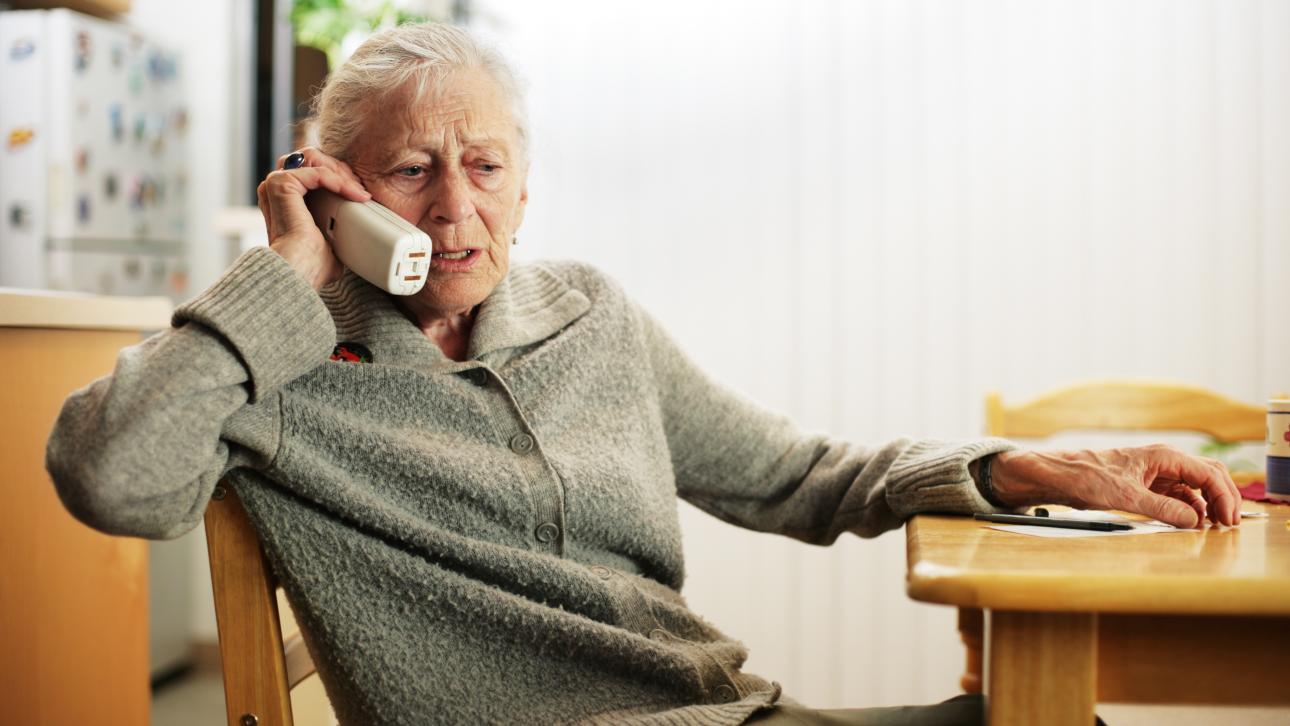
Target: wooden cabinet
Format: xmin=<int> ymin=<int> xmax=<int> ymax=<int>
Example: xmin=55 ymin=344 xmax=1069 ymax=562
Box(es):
xmin=0 ymin=291 xmax=169 ymax=726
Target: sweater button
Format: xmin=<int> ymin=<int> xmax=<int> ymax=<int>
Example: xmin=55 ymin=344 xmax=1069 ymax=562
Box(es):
xmin=509 ymin=433 xmax=535 ymax=454
xmin=589 ymin=565 xmax=613 ymax=580
xmin=648 ymin=628 xmax=669 ymax=641
xmin=535 ymin=522 xmax=560 ymax=543
xmin=711 ymin=685 xmax=737 ymax=704
xmin=457 ymin=368 xmax=489 ymax=387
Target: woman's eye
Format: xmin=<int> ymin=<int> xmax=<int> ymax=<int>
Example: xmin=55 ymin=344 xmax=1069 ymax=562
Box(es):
xmin=477 ymin=163 xmax=500 ymax=174
xmin=397 ymin=165 xmax=425 ymax=177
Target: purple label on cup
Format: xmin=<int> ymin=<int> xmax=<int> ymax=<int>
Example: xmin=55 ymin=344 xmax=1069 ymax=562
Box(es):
xmin=1268 ymin=456 xmax=1290 ymax=497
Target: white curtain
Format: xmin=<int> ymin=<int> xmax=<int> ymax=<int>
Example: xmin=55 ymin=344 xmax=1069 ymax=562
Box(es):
xmin=483 ymin=0 xmax=1290 ymax=708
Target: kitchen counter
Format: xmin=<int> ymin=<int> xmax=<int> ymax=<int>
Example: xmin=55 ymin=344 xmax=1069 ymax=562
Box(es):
xmin=0 ymin=287 xmax=172 ymax=331
xmin=1 ymin=291 xmax=170 ymax=725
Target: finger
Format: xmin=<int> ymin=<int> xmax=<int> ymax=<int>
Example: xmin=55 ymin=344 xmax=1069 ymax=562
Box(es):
xmin=277 ymin=146 xmax=325 ymax=170
xmin=1202 ymin=457 xmax=1242 ymax=525
xmin=265 ymin=166 xmax=368 ymax=220
xmin=256 ymin=181 xmax=274 ymax=240
xmin=262 ymin=167 xmax=354 ymax=239
xmin=1132 ymin=487 xmax=1200 ymax=529
xmin=335 ymin=158 xmax=364 ymax=187
xmin=1155 ymin=481 xmax=1207 ymax=520
xmin=1152 ymin=479 xmax=1221 ymax=525
xmin=1147 ymin=446 xmax=1238 ymax=526
xmin=279 ymin=147 xmax=368 ymax=192
xmin=1169 ymin=483 xmax=1209 ymax=526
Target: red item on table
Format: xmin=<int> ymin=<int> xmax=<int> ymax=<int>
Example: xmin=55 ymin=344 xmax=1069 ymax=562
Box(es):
xmin=1238 ymin=481 xmax=1288 ymax=505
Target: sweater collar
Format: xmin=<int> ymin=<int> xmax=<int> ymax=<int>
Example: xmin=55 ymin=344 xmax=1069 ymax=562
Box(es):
xmin=318 ymin=263 xmax=590 ymax=370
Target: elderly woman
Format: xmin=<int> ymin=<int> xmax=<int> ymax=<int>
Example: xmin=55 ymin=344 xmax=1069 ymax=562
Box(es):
xmin=47 ymin=22 xmax=1240 ymax=726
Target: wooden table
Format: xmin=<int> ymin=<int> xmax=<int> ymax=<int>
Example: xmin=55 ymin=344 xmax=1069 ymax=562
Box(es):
xmin=906 ymin=502 xmax=1290 ymax=725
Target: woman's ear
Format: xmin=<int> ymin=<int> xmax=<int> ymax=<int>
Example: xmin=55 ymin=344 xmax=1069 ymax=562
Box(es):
xmin=513 ymin=182 xmax=528 ymax=231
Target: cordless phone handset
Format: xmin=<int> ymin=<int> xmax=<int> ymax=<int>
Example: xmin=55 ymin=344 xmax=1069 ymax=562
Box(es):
xmin=304 ymin=190 xmax=432 ymax=295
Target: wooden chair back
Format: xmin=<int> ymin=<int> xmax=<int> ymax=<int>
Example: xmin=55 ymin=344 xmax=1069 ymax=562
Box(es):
xmin=204 ymin=481 xmax=317 ymax=726
xmin=985 ymin=380 xmax=1266 ymax=443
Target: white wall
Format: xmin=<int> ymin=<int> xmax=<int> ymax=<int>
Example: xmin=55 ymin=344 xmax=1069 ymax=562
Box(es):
xmin=481 ymin=0 xmax=1290 ymax=708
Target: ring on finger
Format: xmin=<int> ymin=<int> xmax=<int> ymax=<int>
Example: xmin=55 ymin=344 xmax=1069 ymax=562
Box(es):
xmin=283 ymin=151 xmax=306 ymax=170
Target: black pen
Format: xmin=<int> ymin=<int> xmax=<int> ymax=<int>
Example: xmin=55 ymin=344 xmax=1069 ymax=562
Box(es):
xmin=973 ymin=513 xmax=1134 ymax=532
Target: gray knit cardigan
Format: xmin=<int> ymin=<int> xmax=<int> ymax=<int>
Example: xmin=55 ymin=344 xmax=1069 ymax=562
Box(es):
xmin=46 ymin=247 xmax=1014 ymax=725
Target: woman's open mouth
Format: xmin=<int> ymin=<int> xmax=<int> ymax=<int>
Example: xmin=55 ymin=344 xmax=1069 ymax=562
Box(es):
xmin=430 ymin=248 xmax=481 ymax=271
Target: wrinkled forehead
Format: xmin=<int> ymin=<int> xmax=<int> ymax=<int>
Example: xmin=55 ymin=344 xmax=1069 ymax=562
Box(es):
xmin=350 ymin=68 xmax=522 ymax=165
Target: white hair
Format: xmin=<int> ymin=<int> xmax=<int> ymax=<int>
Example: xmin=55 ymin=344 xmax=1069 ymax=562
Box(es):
xmin=310 ymin=23 xmax=528 ymax=162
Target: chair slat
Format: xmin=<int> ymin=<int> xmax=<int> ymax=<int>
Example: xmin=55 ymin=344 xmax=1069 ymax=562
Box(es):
xmin=205 ymin=484 xmax=296 ymax=726
xmin=283 ymin=632 xmax=318 ymax=690
xmin=987 ymin=381 xmax=1265 ymax=442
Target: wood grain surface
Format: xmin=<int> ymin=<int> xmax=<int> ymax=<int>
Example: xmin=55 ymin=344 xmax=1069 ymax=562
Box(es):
xmin=987 ymin=611 xmax=1096 ymax=725
xmin=0 ymin=327 xmax=150 ymax=726
xmin=907 ymin=502 xmax=1290 ymax=615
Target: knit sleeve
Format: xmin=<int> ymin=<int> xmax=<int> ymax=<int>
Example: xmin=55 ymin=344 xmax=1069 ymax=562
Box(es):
xmin=635 ymin=305 xmax=1018 ymax=542
xmin=45 ymin=247 xmax=336 ymax=540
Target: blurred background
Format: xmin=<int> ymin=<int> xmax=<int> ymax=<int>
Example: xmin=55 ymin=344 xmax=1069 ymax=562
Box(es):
xmin=2 ymin=0 xmax=1287 ymax=723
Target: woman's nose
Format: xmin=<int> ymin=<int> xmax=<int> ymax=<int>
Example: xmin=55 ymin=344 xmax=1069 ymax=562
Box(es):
xmin=429 ymin=169 xmax=475 ymax=225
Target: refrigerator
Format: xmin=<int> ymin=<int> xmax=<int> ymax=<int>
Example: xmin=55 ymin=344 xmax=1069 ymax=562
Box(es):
xmin=1 ymin=7 xmax=197 ymax=682
xmin=0 ymin=8 xmax=188 ymax=297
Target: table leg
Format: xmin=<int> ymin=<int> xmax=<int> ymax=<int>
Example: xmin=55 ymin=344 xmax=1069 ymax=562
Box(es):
xmin=958 ymin=607 xmax=983 ymax=694
xmin=986 ymin=611 xmax=1096 ymax=726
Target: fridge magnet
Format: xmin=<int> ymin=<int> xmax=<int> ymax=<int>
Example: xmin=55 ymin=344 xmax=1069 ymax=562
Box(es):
xmin=109 ymin=104 xmax=124 ymax=142
xmin=7 ymin=127 xmax=35 ymax=149
xmin=10 ymin=37 xmax=35 ymax=61
xmin=168 ymin=268 xmax=189 ymax=296
xmin=104 ymin=172 xmax=119 ymax=200
xmin=147 ymin=114 xmax=166 ymax=154
xmin=171 ymin=107 xmax=188 ymax=134
xmin=77 ymin=194 xmax=91 ymax=223
xmin=8 ymin=202 xmax=30 ymax=230
xmin=75 ymin=148 xmax=89 ymax=173
xmin=134 ymin=114 xmax=147 ymax=142
xmin=74 ymin=31 xmax=90 ymax=72
xmin=148 ymin=52 xmax=177 ymax=83
xmin=130 ymin=176 xmax=158 ymax=209
xmin=129 ymin=61 xmax=144 ymax=94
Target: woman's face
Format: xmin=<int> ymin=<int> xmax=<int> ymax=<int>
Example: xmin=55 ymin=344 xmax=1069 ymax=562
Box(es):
xmin=347 ymin=68 xmax=527 ymax=316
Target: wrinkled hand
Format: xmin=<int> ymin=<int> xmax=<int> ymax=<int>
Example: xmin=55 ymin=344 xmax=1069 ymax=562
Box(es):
xmin=256 ymin=146 xmax=370 ymax=290
xmin=990 ymin=445 xmax=1241 ymax=528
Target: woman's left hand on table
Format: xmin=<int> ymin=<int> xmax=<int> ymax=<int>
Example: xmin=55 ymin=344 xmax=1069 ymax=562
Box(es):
xmin=988 ymin=445 xmax=1242 ymax=528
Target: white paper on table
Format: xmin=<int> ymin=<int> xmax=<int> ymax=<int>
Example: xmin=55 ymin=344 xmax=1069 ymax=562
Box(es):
xmin=1044 ymin=509 xmax=1128 ymax=521
xmin=987 ymin=510 xmax=1185 ymax=538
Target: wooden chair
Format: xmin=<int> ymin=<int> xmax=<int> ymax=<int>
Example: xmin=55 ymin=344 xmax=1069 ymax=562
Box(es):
xmin=204 ymin=480 xmax=317 ymax=726
xmin=951 ymin=379 xmax=1270 ymax=695
xmin=985 ymin=379 xmax=1266 ymax=444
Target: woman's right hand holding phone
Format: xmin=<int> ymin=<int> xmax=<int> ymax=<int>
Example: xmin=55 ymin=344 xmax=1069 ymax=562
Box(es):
xmin=256 ymin=147 xmax=371 ymax=290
